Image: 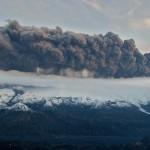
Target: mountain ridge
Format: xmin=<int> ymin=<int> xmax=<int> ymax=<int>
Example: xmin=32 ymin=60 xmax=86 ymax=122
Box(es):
xmin=0 ymin=85 xmax=150 ymax=115
xmin=0 ymin=85 xmax=150 ymax=145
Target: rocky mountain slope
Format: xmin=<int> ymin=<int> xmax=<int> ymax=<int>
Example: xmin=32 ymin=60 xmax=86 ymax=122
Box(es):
xmin=0 ymin=85 xmax=150 ymax=114
xmin=0 ymin=85 xmax=150 ymax=144
xmin=0 ymin=71 xmax=150 ymax=144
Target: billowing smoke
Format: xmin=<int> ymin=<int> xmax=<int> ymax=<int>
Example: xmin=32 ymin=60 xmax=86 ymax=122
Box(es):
xmin=0 ymin=20 xmax=150 ymax=78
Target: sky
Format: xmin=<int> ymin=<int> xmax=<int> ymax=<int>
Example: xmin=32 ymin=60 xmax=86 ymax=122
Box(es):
xmin=0 ymin=0 xmax=150 ymax=53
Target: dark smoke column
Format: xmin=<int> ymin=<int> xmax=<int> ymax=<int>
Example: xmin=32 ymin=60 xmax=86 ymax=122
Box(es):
xmin=0 ymin=20 xmax=150 ymax=78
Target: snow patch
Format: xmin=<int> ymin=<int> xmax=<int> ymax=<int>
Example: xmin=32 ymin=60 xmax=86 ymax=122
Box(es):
xmin=8 ymin=103 xmax=31 ymax=112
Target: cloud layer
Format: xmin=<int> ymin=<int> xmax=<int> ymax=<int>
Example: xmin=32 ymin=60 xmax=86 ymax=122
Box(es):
xmin=0 ymin=70 xmax=150 ymax=102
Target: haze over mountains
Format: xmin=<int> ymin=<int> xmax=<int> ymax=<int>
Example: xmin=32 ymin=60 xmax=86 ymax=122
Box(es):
xmin=0 ymin=21 xmax=150 ymax=78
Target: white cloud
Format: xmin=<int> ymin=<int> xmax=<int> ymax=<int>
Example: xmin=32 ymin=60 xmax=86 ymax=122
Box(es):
xmin=129 ymin=18 xmax=150 ymax=29
xmin=126 ymin=0 xmax=143 ymax=16
xmin=82 ymin=0 xmax=143 ymax=18
xmin=0 ymin=70 xmax=150 ymax=101
xmin=82 ymin=0 xmax=102 ymax=11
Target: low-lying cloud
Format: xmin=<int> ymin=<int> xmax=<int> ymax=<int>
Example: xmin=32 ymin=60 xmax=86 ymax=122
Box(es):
xmin=130 ymin=18 xmax=150 ymax=30
xmin=0 ymin=70 xmax=150 ymax=103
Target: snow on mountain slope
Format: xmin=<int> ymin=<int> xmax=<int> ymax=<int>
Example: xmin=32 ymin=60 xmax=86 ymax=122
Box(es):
xmin=0 ymin=70 xmax=150 ymax=114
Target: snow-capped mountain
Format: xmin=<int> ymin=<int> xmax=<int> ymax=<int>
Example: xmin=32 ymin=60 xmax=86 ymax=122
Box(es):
xmin=0 ymin=86 xmax=150 ymax=115
xmin=1 ymin=71 xmax=150 ymax=144
xmin=0 ymin=69 xmax=150 ymax=115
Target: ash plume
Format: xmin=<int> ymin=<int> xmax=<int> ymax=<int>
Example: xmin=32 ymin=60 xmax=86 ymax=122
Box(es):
xmin=0 ymin=20 xmax=150 ymax=78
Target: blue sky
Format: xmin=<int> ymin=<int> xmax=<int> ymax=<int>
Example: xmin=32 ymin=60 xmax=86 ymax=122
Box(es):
xmin=0 ymin=0 xmax=149 ymax=52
